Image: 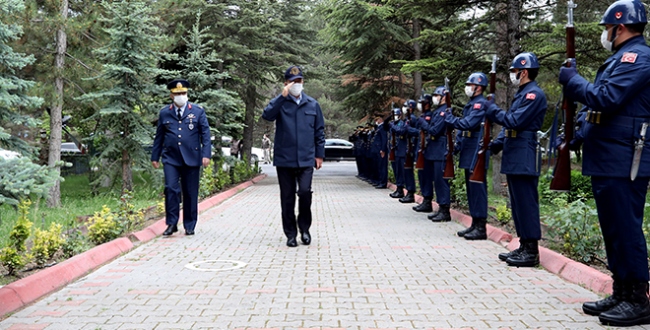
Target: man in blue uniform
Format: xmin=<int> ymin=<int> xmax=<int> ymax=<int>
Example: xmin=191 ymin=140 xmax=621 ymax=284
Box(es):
xmin=370 ymin=116 xmax=389 ymax=188
xmin=151 ymin=79 xmax=212 ymax=236
xmin=412 ymin=94 xmax=435 ymax=213
xmin=262 ymin=66 xmax=326 ymax=247
xmin=558 ymin=0 xmax=650 ymax=325
xmin=424 ymin=87 xmax=451 ymax=222
xmin=399 ymin=100 xmax=418 ymax=203
xmin=445 ymin=73 xmax=489 ymax=240
xmin=389 ymin=107 xmax=406 ymax=198
xmin=485 ymin=53 xmax=547 ymax=266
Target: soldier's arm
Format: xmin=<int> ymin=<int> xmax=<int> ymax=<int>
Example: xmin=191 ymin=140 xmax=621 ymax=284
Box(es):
xmin=492 ymin=92 xmax=545 ymax=130
xmin=262 ymin=94 xmax=286 ymax=121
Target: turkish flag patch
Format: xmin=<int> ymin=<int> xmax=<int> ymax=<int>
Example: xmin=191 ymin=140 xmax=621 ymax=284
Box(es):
xmin=425 ymin=116 xmax=431 ymax=121
xmin=473 ymin=103 xmax=482 ymax=109
xmin=526 ymin=93 xmax=536 ymax=100
xmin=440 ymin=111 xmax=445 ymax=116
xmin=621 ymin=52 xmax=638 ymax=63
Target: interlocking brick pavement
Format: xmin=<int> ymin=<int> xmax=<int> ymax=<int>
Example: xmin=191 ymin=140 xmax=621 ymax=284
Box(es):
xmin=0 ymin=162 xmax=642 ymax=330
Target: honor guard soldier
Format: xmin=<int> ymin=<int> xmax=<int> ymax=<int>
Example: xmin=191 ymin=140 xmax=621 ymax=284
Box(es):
xmin=425 ymin=87 xmax=452 ymax=222
xmin=558 ymin=0 xmax=650 ymax=326
xmin=370 ymin=116 xmax=389 ymax=188
xmin=389 ymin=107 xmax=407 ymax=198
xmin=444 ymin=73 xmax=489 ymax=240
xmin=399 ymin=100 xmax=418 ymax=203
xmin=151 ymin=79 xmax=212 ymax=236
xmin=350 ymin=126 xmax=364 ymax=178
xmin=412 ymin=93 xmax=435 ymax=213
xmin=485 ymin=52 xmax=547 ymax=266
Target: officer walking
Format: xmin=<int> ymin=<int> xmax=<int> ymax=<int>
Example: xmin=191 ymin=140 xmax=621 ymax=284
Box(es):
xmin=151 ymin=79 xmax=212 ymax=236
xmin=412 ymin=94 xmax=435 ymax=213
xmin=262 ymin=65 xmax=326 ymax=247
xmin=444 ymin=73 xmax=489 ymax=240
xmin=558 ymin=0 xmax=650 ymax=326
xmin=485 ymin=52 xmax=547 ymax=267
xmin=370 ymin=116 xmax=389 ymax=188
xmin=399 ymin=100 xmax=418 ymax=203
xmin=389 ymin=107 xmax=406 ymax=198
xmin=424 ymin=87 xmax=451 ymax=222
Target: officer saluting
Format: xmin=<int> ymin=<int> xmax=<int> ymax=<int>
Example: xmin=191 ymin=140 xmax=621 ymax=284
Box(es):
xmin=151 ymin=79 xmax=212 ymax=236
xmin=558 ymin=0 xmax=650 ymax=326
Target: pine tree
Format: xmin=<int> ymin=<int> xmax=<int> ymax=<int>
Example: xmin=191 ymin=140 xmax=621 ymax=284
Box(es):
xmin=0 ymin=0 xmax=43 ymax=155
xmin=78 ymin=0 xmax=171 ymax=193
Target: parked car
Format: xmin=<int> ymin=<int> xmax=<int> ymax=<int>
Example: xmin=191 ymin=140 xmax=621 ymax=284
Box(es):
xmin=0 ymin=148 xmax=21 ymax=160
xmin=324 ymin=138 xmax=354 ymax=161
xmin=217 ymin=136 xmax=266 ymax=163
xmin=61 ymin=142 xmax=84 ymax=154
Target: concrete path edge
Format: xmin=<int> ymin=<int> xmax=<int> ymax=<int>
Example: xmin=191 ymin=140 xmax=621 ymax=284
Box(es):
xmin=0 ymin=173 xmax=268 ymax=318
xmin=386 ymin=182 xmax=612 ymax=296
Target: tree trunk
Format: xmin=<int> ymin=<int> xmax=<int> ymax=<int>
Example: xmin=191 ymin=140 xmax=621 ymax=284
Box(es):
xmin=241 ymin=85 xmax=256 ymax=164
xmin=122 ymin=148 xmax=132 ymax=192
xmin=47 ymin=0 xmax=69 ymax=208
xmin=412 ymin=18 xmax=422 ymax=99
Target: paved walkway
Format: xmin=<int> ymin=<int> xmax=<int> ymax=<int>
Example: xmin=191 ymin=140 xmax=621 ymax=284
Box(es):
xmin=0 ymin=163 xmax=643 ymax=329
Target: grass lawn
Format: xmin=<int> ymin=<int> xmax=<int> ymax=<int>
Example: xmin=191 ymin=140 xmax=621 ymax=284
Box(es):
xmin=0 ymin=172 xmax=162 ymax=248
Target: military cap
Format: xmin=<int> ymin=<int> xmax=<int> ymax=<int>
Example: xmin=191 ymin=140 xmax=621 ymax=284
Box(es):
xmin=167 ymin=79 xmax=190 ymax=93
xmin=284 ymin=66 xmax=304 ymax=81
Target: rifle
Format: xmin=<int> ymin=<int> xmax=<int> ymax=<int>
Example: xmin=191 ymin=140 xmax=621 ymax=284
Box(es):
xmin=550 ymin=0 xmax=577 ymax=192
xmin=469 ymin=55 xmax=498 ymax=183
xmin=443 ymin=78 xmax=455 ymax=179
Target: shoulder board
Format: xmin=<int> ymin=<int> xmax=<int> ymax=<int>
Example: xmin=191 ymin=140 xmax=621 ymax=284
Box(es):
xmin=525 ymin=93 xmax=536 ymax=100
xmin=473 ymin=103 xmax=482 ymax=109
xmin=621 ymin=52 xmax=638 ymax=63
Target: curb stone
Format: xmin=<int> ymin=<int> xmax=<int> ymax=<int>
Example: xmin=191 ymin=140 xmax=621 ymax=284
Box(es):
xmin=0 ymin=173 xmax=268 ymax=318
xmin=386 ymin=181 xmax=612 ymax=295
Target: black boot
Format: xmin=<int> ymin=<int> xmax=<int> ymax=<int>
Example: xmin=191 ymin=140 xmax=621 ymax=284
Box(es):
xmin=399 ymin=191 xmax=415 ymax=203
xmin=412 ymin=197 xmax=433 ymax=212
xmin=583 ymin=279 xmax=624 ymax=316
xmin=498 ymin=244 xmax=523 ymax=262
xmin=599 ymin=281 xmax=650 ymax=327
xmin=506 ymin=239 xmax=539 ymax=267
xmin=464 ymin=217 xmax=487 ymax=240
xmin=457 ymin=217 xmax=476 ymax=237
xmin=429 ymin=204 xmax=451 ymax=222
xmin=389 ymin=186 xmax=405 ymax=198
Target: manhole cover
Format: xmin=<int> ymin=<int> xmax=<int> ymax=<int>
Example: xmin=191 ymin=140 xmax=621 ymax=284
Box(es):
xmin=184 ymin=260 xmax=247 ymax=272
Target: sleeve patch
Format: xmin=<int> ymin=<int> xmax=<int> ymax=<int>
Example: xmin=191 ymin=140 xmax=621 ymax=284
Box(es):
xmin=525 ymin=93 xmax=536 ymax=100
xmin=440 ymin=111 xmax=445 ymax=116
xmin=425 ymin=116 xmax=431 ymax=121
xmin=473 ymin=103 xmax=482 ymax=109
xmin=621 ymin=52 xmax=638 ymax=63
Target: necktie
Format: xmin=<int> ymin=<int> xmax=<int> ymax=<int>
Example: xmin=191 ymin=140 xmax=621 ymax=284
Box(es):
xmin=177 ymin=108 xmax=181 ymax=120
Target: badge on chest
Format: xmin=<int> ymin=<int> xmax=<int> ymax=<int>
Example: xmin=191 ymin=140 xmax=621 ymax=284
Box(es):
xmin=187 ymin=113 xmax=196 ymax=130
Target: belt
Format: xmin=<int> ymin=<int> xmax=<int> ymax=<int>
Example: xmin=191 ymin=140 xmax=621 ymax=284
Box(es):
xmin=505 ymin=129 xmax=536 ymax=139
xmin=461 ymin=131 xmax=477 ymax=138
xmin=585 ymin=110 xmax=602 ymax=124
xmin=586 ymin=112 xmax=650 ymax=129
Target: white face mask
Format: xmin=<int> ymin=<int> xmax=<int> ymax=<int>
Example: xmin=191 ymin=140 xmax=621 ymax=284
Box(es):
xmin=173 ymin=94 xmax=188 ymax=107
xmin=601 ymin=27 xmax=616 ymax=51
xmin=289 ymin=83 xmax=303 ymax=96
xmin=464 ymin=85 xmax=475 ymax=98
xmin=432 ymin=95 xmax=441 ymax=106
xmin=509 ymin=72 xmax=521 ymax=86
xmin=402 ymin=106 xmax=408 ymax=113
xmin=416 ymin=103 xmax=423 ymax=111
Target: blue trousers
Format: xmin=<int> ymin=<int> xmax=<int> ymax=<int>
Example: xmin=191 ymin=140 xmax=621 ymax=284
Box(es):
xmin=507 ymin=174 xmax=541 ymax=240
xmin=404 ymin=163 xmax=416 ymax=192
xmin=592 ymin=176 xmax=650 ymax=282
xmin=418 ymin=160 xmax=433 ymax=198
xmin=464 ymin=168 xmax=487 ymax=218
xmin=277 ymin=167 xmax=314 ymax=239
xmin=377 ymin=153 xmax=388 ymax=185
xmin=393 ymin=156 xmax=405 ymax=187
xmin=432 ymin=160 xmax=450 ymax=205
xmin=163 ymin=164 xmax=201 ymax=231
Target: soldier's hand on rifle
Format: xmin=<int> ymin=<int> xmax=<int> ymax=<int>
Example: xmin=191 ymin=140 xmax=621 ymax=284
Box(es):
xmin=559 ymin=58 xmax=577 ymax=85
xmin=568 ymin=138 xmax=582 ymax=151
xmin=488 ymin=141 xmax=503 ymax=155
xmin=453 ymin=142 xmax=461 ymax=156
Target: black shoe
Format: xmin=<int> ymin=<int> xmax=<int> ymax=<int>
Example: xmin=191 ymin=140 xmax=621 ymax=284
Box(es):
xmin=286 ymin=237 xmax=298 ymax=247
xmin=301 ymin=232 xmax=311 ymax=245
xmin=506 ymin=240 xmax=539 ymax=267
xmin=375 ymin=185 xmax=387 ymax=189
xmin=464 ymin=218 xmax=487 ymax=240
xmin=399 ymin=192 xmax=415 ymax=203
xmin=412 ymin=198 xmax=433 ymax=213
xmin=389 ymin=188 xmax=405 ymax=198
xmin=457 ymin=226 xmax=475 ymax=237
xmin=185 ymin=230 xmax=195 ymax=236
xmin=599 ymin=281 xmax=650 ymax=326
xmin=583 ymin=280 xmax=623 ymax=316
xmin=498 ymin=246 xmax=523 ymax=261
xmin=163 ymin=225 xmax=178 ymax=236
xmin=430 ymin=205 xmax=451 ymax=222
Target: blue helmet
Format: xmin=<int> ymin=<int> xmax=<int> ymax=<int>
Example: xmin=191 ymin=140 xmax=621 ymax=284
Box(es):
xmin=600 ymin=0 xmax=648 ymax=25
xmin=393 ymin=107 xmax=402 ymax=116
xmin=405 ymin=99 xmax=417 ymax=110
xmin=432 ymin=86 xmax=447 ymax=96
xmin=418 ymin=93 xmax=433 ymax=106
xmin=465 ymin=72 xmax=488 ymax=87
xmin=509 ymin=52 xmax=540 ymax=70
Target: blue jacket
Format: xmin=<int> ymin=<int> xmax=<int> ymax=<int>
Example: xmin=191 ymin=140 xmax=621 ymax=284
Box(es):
xmin=445 ymin=95 xmax=487 ymax=169
xmin=151 ymin=102 xmax=211 ymax=167
xmin=421 ymin=105 xmax=448 ymax=161
xmin=564 ymin=35 xmax=650 ymax=178
xmin=371 ymin=123 xmax=389 ymax=154
xmin=262 ymin=92 xmax=326 ymax=168
xmin=390 ymin=120 xmax=409 ymax=157
xmin=488 ymin=81 xmax=547 ymax=176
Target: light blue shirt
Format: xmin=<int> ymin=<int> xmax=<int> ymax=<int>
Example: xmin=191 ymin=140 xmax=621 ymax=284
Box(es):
xmin=174 ymin=104 xmax=186 ymax=118
xmin=289 ymin=94 xmax=302 ymax=104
